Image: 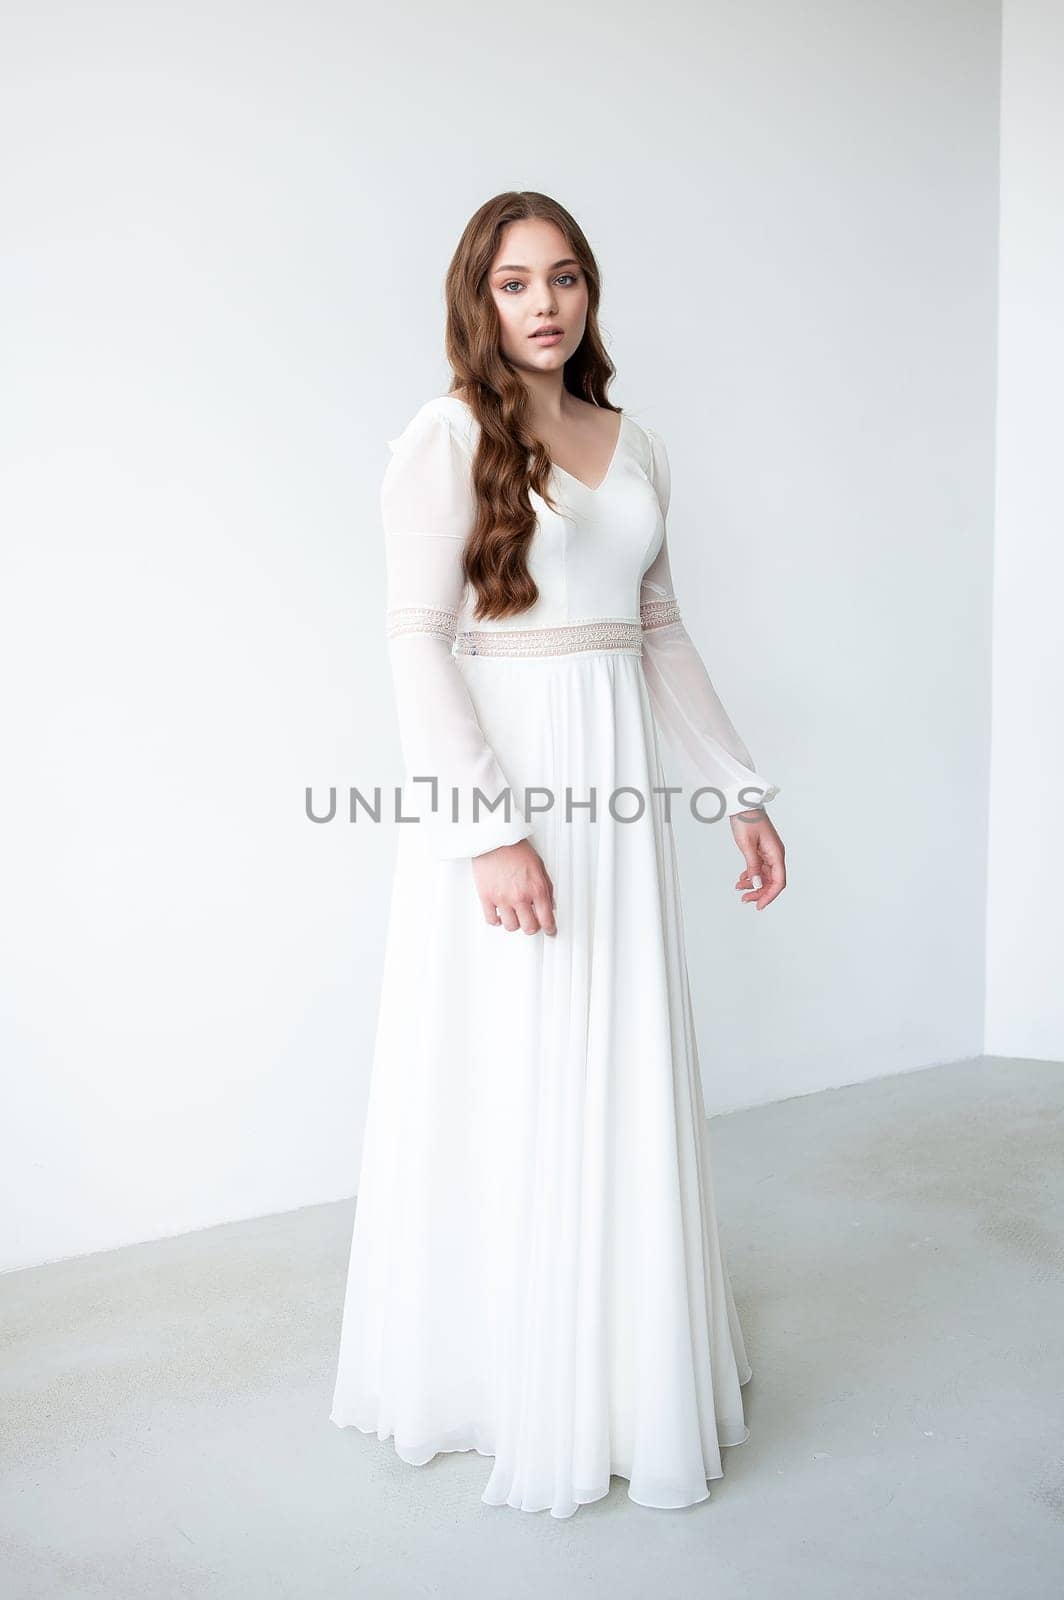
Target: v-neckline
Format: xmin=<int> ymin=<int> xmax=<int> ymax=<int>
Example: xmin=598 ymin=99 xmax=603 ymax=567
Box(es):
xmin=442 ymin=394 xmax=628 ymax=495
xmin=551 ymin=412 xmax=627 ymax=495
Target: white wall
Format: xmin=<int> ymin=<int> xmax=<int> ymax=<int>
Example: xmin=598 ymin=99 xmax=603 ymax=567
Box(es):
xmin=985 ymin=0 xmax=1064 ymax=1058
xmin=0 ymin=1 xmax=1003 ymax=1271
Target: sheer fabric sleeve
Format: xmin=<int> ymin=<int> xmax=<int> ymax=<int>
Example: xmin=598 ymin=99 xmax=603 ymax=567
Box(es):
xmin=382 ymin=403 xmax=536 ymax=860
xmin=639 ymin=426 xmax=780 ymax=816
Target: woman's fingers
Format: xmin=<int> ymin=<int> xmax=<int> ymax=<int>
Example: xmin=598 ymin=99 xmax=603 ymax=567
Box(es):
xmin=532 ymin=888 xmax=557 ymax=936
xmin=482 ymin=897 xmax=552 ymax=934
xmin=732 ymin=821 xmax=787 ymax=911
xmin=741 ymin=845 xmax=786 ymax=909
xmin=473 ymin=842 xmax=557 ymax=935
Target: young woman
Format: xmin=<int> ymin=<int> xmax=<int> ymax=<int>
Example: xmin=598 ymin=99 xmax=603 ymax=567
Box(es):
xmin=330 ymin=191 xmax=787 ymax=1518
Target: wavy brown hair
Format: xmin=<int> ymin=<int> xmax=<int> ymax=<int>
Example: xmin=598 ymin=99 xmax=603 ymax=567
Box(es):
xmin=443 ymin=191 xmax=620 ymax=621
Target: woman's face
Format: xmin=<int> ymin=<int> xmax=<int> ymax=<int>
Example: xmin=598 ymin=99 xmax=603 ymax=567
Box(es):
xmin=487 ymin=218 xmax=589 ymax=377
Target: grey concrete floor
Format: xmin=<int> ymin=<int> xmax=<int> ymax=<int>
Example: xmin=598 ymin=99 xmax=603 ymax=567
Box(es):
xmin=1 ymin=1056 xmax=1061 ymax=1600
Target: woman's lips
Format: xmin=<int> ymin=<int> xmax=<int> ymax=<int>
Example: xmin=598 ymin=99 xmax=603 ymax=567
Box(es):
xmin=531 ymin=330 xmax=564 ymax=345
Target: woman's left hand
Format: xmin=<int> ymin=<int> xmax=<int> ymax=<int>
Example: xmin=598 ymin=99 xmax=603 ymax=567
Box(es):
xmin=729 ymin=809 xmax=787 ymax=911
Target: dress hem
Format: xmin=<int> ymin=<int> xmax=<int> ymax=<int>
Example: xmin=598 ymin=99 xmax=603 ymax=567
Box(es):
xmin=329 ymin=1364 xmax=753 ymax=1518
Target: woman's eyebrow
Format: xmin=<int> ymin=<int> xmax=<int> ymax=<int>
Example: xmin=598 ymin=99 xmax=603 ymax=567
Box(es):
xmin=492 ymin=258 xmax=580 ymax=274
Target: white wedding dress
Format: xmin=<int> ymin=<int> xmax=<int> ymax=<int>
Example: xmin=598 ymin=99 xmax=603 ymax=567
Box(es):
xmin=330 ymin=393 xmax=780 ymax=1518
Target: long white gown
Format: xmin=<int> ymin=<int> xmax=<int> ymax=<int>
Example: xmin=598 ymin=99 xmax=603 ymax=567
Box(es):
xmin=330 ymin=393 xmax=780 ymax=1518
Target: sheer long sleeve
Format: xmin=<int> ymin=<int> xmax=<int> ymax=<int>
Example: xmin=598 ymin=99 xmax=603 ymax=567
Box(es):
xmin=382 ymin=402 xmax=536 ymax=860
xmin=639 ymin=427 xmax=780 ymax=816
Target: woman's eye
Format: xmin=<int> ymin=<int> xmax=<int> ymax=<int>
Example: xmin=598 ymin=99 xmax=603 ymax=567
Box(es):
xmin=500 ymin=273 xmax=579 ymax=293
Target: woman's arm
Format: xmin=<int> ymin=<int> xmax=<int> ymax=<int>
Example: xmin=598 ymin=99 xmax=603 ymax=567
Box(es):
xmin=382 ymin=401 xmax=536 ymax=860
xmin=639 ymin=425 xmax=781 ymax=819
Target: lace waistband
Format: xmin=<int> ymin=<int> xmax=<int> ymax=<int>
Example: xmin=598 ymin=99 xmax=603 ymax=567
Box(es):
xmin=452 ymin=619 xmax=644 ymax=657
xmin=385 ymin=605 xmax=685 ymax=655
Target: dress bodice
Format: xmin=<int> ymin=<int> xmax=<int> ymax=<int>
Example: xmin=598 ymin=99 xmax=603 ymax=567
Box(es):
xmin=410 ymin=396 xmax=665 ymax=634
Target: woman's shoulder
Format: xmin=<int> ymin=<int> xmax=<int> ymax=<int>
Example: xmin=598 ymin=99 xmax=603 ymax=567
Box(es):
xmin=387 ymin=392 xmax=476 ymax=456
xmin=622 ymin=412 xmax=659 ymax=471
xmin=619 ymin=408 xmax=662 ymax=451
xmin=629 ymin=416 xmax=670 ymax=508
xmin=619 ymin=409 xmax=667 ymax=467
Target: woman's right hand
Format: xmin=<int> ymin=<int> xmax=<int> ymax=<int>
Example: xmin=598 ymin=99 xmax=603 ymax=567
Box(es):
xmin=472 ymin=838 xmax=557 ymax=936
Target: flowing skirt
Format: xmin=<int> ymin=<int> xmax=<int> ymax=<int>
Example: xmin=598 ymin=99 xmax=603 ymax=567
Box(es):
xmin=330 ymin=648 xmax=752 ymax=1518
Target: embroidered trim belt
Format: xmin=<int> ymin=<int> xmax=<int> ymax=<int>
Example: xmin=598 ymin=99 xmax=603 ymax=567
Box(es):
xmin=385 ymin=602 xmax=685 ymax=655
xmin=454 ymin=619 xmax=644 ymax=657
